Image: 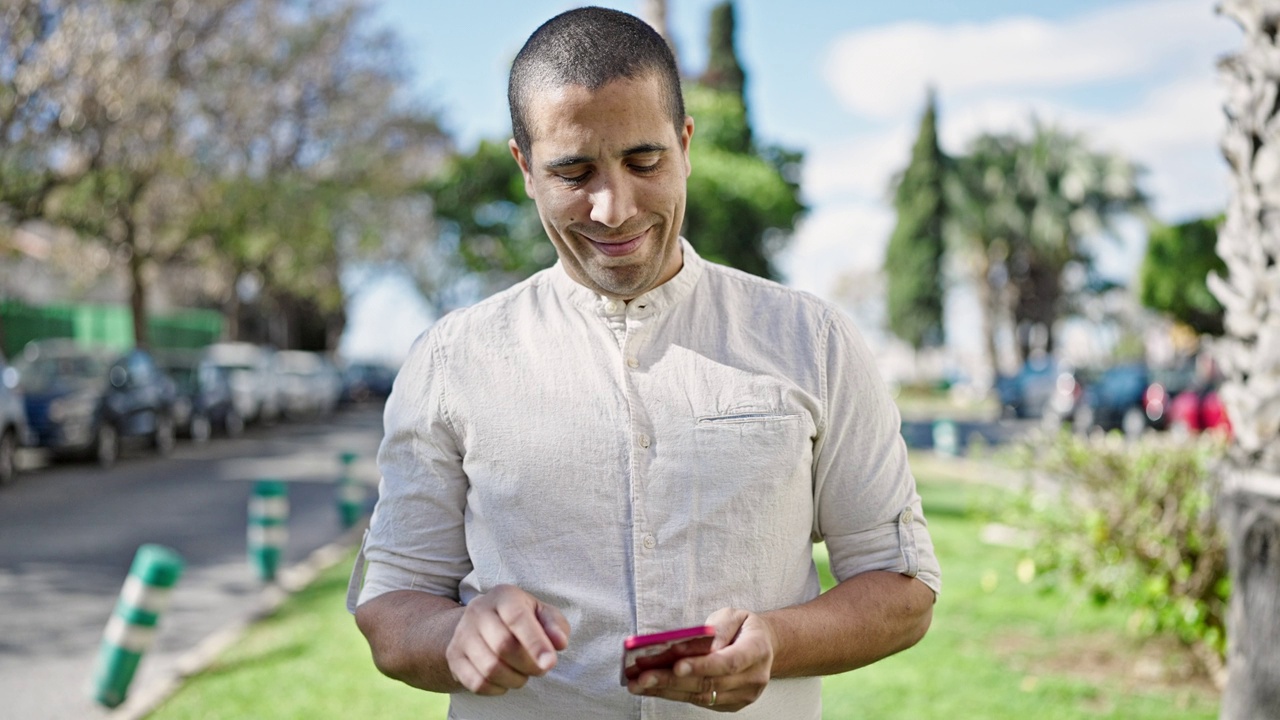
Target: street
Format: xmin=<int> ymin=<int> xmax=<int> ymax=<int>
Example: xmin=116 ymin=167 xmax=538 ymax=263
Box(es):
xmin=0 ymin=404 xmax=386 ymax=720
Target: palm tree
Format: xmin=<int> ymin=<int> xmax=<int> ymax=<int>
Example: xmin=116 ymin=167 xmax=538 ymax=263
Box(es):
xmin=1209 ymin=2 xmax=1280 ymax=717
xmin=948 ymin=123 xmax=1147 ymax=367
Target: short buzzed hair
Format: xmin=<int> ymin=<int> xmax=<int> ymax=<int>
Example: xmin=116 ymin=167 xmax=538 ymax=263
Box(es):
xmin=509 ymin=6 xmax=685 ymax=159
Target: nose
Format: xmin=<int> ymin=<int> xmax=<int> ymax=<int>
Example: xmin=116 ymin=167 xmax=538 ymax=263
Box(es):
xmin=588 ymin=174 xmax=638 ymax=228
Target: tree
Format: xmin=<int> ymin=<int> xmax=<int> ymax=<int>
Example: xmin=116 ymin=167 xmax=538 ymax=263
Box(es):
xmin=883 ymin=91 xmax=947 ymax=350
xmin=948 ymin=123 xmax=1147 ymax=365
xmin=1 ymin=0 xmax=444 ymax=351
xmin=701 ymin=1 xmax=748 ymax=151
xmin=1139 ymin=215 xmax=1226 ymax=336
xmin=181 ymin=0 xmax=447 ymax=348
xmin=1209 ymin=3 xmax=1280 ymax=717
xmin=683 ymin=84 xmax=803 ymax=279
xmin=0 ymin=0 xmax=82 ymax=228
xmin=423 ymin=139 xmax=551 ymax=308
xmin=36 ymin=0 xmax=243 ymax=349
xmin=683 ymin=1 xmax=803 ymax=280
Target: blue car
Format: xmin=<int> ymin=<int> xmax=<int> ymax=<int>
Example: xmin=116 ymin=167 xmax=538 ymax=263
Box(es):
xmin=16 ymin=341 xmax=177 ymax=467
xmin=157 ymin=350 xmax=244 ymax=441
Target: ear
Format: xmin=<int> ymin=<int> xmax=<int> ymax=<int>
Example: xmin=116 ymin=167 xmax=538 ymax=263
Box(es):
xmin=510 ymin=139 xmax=535 ymax=199
xmin=680 ymin=116 xmax=695 ymax=177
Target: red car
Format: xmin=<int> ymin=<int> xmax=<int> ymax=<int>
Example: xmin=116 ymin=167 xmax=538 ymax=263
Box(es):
xmin=1168 ymin=386 xmax=1232 ymax=438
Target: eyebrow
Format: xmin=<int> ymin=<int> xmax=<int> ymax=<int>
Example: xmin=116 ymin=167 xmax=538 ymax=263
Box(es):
xmin=542 ymin=142 xmax=670 ymax=171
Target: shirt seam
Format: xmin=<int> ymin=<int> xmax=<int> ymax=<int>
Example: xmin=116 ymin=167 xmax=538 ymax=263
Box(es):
xmin=815 ymin=307 xmax=833 ymax=441
xmin=429 ymin=329 xmax=463 ymax=444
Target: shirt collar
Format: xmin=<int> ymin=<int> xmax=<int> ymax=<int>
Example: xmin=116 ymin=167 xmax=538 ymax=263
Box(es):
xmin=550 ymin=238 xmax=704 ymax=316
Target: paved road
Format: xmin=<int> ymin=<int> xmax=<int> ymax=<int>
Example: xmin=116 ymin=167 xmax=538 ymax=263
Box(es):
xmin=0 ymin=405 xmax=386 ymax=720
xmin=900 ymin=415 xmax=1035 ymax=453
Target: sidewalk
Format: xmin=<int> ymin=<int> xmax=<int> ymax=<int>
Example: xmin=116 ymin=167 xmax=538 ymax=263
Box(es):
xmin=110 ymin=521 xmax=368 ymax=720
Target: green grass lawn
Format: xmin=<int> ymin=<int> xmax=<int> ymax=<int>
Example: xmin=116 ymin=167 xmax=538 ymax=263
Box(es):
xmin=145 ymin=478 xmax=1219 ymax=719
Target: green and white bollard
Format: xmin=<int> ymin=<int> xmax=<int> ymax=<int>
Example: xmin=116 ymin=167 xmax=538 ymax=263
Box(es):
xmin=91 ymin=544 xmax=184 ymax=708
xmin=248 ymin=479 xmax=289 ymax=582
xmin=336 ymin=451 xmax=364 ymax=529
xmin=932 ymin=418 xmax=960 ymax=457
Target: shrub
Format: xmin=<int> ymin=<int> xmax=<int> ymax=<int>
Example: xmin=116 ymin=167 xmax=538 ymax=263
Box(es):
xmin=1006 ymin=430 xmax=1230 ymax=672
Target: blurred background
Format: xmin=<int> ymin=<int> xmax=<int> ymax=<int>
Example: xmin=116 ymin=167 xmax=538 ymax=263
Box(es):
xmin=0 ymin=2 xmax=1257 ymax=718
xmin=0 ymin=0 xmax=1237 ymax=386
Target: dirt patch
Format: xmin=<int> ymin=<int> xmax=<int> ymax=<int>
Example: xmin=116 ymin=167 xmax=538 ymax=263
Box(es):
xmin=991 ymin=630 xmax=1221 ymax=701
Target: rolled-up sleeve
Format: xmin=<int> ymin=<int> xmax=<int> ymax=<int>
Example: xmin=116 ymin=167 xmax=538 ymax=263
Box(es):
xmin=811 ymin=311 xmax=941 ymax=596
xmin=351 ymin=326 xmax=473 ymax=607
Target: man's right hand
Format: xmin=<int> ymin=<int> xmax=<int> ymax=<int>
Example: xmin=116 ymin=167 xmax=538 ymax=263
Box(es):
xmin=446 ymin=584 xmax=571 ymax=695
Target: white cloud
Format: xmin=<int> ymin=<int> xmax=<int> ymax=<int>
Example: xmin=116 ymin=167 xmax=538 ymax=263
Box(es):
xmin=777 ymin=202 xmax=894 ymax=299
xmin=340 ymin=270 xmax=434 ymax=364
xmin=824 ymin=0 xmax=1236 ymax=120
xmin=801 ymin=128 xmax=913 ymax=205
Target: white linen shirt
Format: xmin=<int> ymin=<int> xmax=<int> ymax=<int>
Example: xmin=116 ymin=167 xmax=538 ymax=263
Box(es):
xmin=351 ymin=241 xmax=940 ymax=720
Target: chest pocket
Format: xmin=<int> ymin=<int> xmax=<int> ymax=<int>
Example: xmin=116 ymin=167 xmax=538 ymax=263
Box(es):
xmin=696 ymin=410 xmax=802 ymax=426
xmin=689 ymin=405 xmax=809 ymax=495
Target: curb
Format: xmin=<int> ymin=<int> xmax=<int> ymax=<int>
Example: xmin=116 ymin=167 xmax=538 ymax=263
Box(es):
xmin=110 ymin=519 xmax=370 ymax=720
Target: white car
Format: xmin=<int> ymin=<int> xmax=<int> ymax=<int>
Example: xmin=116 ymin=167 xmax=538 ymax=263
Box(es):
xmin=204 ymin=343 xmax=279 ymax=425
xmin=273 ymin=350 xmax=342 ymax=419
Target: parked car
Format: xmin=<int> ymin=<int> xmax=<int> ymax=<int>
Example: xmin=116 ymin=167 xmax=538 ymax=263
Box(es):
xmin=156 ymin=350 xmax=243 ymax=441
xmin=340 ymin=361 xmax=397 ymax=404
xmin=15 ymin=341 xmax=177 ymax=466
xmin=996 ymin=356 xmax=1062 ymax=419
xmin=1140 ymin=363 xmax=1197 ymax=431
xmin=1074 ymin=363 xmax=1159 ymax=437
xmin=1040 ymin=366 xmax=1097 ymax=430
xmin=204 ymin=342 xmax=279 ymax=425
xmin=273 ymin=350 xmax=342 ymax=419
xmin=1169 ymin=383 xmax=1233 ymax=438
xmin=0 ymin=351 xmax=33 ymax=485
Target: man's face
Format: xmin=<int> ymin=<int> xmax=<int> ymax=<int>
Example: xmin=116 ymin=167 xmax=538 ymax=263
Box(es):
xmin=510 ymin=73 xmax=694 ymax=300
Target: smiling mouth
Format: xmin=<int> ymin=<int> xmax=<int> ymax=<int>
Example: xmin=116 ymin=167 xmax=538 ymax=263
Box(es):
xmin=586 ymin=228 xmax=648 ymax=257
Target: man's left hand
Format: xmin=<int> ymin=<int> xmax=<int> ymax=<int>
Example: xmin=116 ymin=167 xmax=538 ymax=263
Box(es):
xmin=625 ymin=608 xmax=775 ymax=712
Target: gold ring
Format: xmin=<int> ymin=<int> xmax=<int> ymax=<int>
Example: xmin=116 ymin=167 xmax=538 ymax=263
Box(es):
xmin=708 ymin=689 xmax=717 ymax=707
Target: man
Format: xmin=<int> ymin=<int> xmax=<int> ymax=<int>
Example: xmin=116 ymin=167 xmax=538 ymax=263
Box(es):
xmin=351 ymin=7 xmax=939 ymax=718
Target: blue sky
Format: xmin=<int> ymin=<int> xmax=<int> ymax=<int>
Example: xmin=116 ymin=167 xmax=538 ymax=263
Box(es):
xmin=343 ymin=0 xmax=1239 ymax=365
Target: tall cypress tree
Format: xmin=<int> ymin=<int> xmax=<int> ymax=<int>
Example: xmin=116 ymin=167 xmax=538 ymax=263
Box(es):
xmin=700 ymin=1 xmax=750 ymax=153
xmin=883 ymin=91 xmax=947 ymax=349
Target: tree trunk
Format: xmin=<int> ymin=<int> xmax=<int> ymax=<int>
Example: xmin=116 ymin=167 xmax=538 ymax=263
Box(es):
xmin=1012 ymin=259 xmax=1060 ymax=358
xmin=970 ymin=254 xmax=1002 ymax=379
xmin=1219 ymin=467 xmax=1280 ymax=719
xmin=128 ymin=241 xmax=149 ymax=350
xmin=1212 ymin=2 xmax=1280 ymax=717
xmin=639 ymin=0 xmax=678 ymax=62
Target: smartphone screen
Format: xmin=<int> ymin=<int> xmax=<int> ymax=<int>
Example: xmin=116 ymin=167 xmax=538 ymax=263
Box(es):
xmin=620 ymin=625 xmax=716 ymax=685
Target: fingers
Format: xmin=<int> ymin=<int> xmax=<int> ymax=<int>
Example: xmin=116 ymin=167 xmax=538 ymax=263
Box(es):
xmin=447 ymin=585 xmax=571 ymax=695
xmin=536 ymin=601 xmax=571 ymax=651
xmin=627 ymin=608 xmax=774 ymax=712
xmin=495 ymin=599 xmax=560 ymax=673
xmin=705 ymin=607 xmax=745 ymax=653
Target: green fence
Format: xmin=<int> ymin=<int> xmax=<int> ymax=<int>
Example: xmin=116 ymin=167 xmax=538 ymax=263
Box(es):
xmin=0 ymin=301 xmax=224 ymax=358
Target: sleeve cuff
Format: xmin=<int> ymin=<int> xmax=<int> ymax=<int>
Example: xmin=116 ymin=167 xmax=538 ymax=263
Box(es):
xmin=823 ymin=505 xmax=942 ymax=596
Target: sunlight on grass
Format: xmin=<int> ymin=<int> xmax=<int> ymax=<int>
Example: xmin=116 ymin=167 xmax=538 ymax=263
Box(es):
xmin=147 ymin=477 xmax=1219 ymax=720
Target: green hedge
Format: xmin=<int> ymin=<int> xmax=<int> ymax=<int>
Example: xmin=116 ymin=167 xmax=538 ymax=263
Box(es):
xmin=1005 ymin=430 xmax=1230 ymax=673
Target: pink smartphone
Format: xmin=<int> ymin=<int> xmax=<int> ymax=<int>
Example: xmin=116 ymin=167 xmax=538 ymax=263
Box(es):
xmin=620 ymin=625 xmax=716 ymax=685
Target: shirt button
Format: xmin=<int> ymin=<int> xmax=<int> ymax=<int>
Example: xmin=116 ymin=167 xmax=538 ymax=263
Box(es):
xmin=643 ymin=534 xmax=656 ymax=549
xmin=627 ymin=357 xmax=639 ymax=369
xmin=638 ymin=433 xmax=651 ymax=449
xmin=604 ymin=300 xmax=622 ymax=314
xmin=902 ymin=507 xmax=914 ymax=524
